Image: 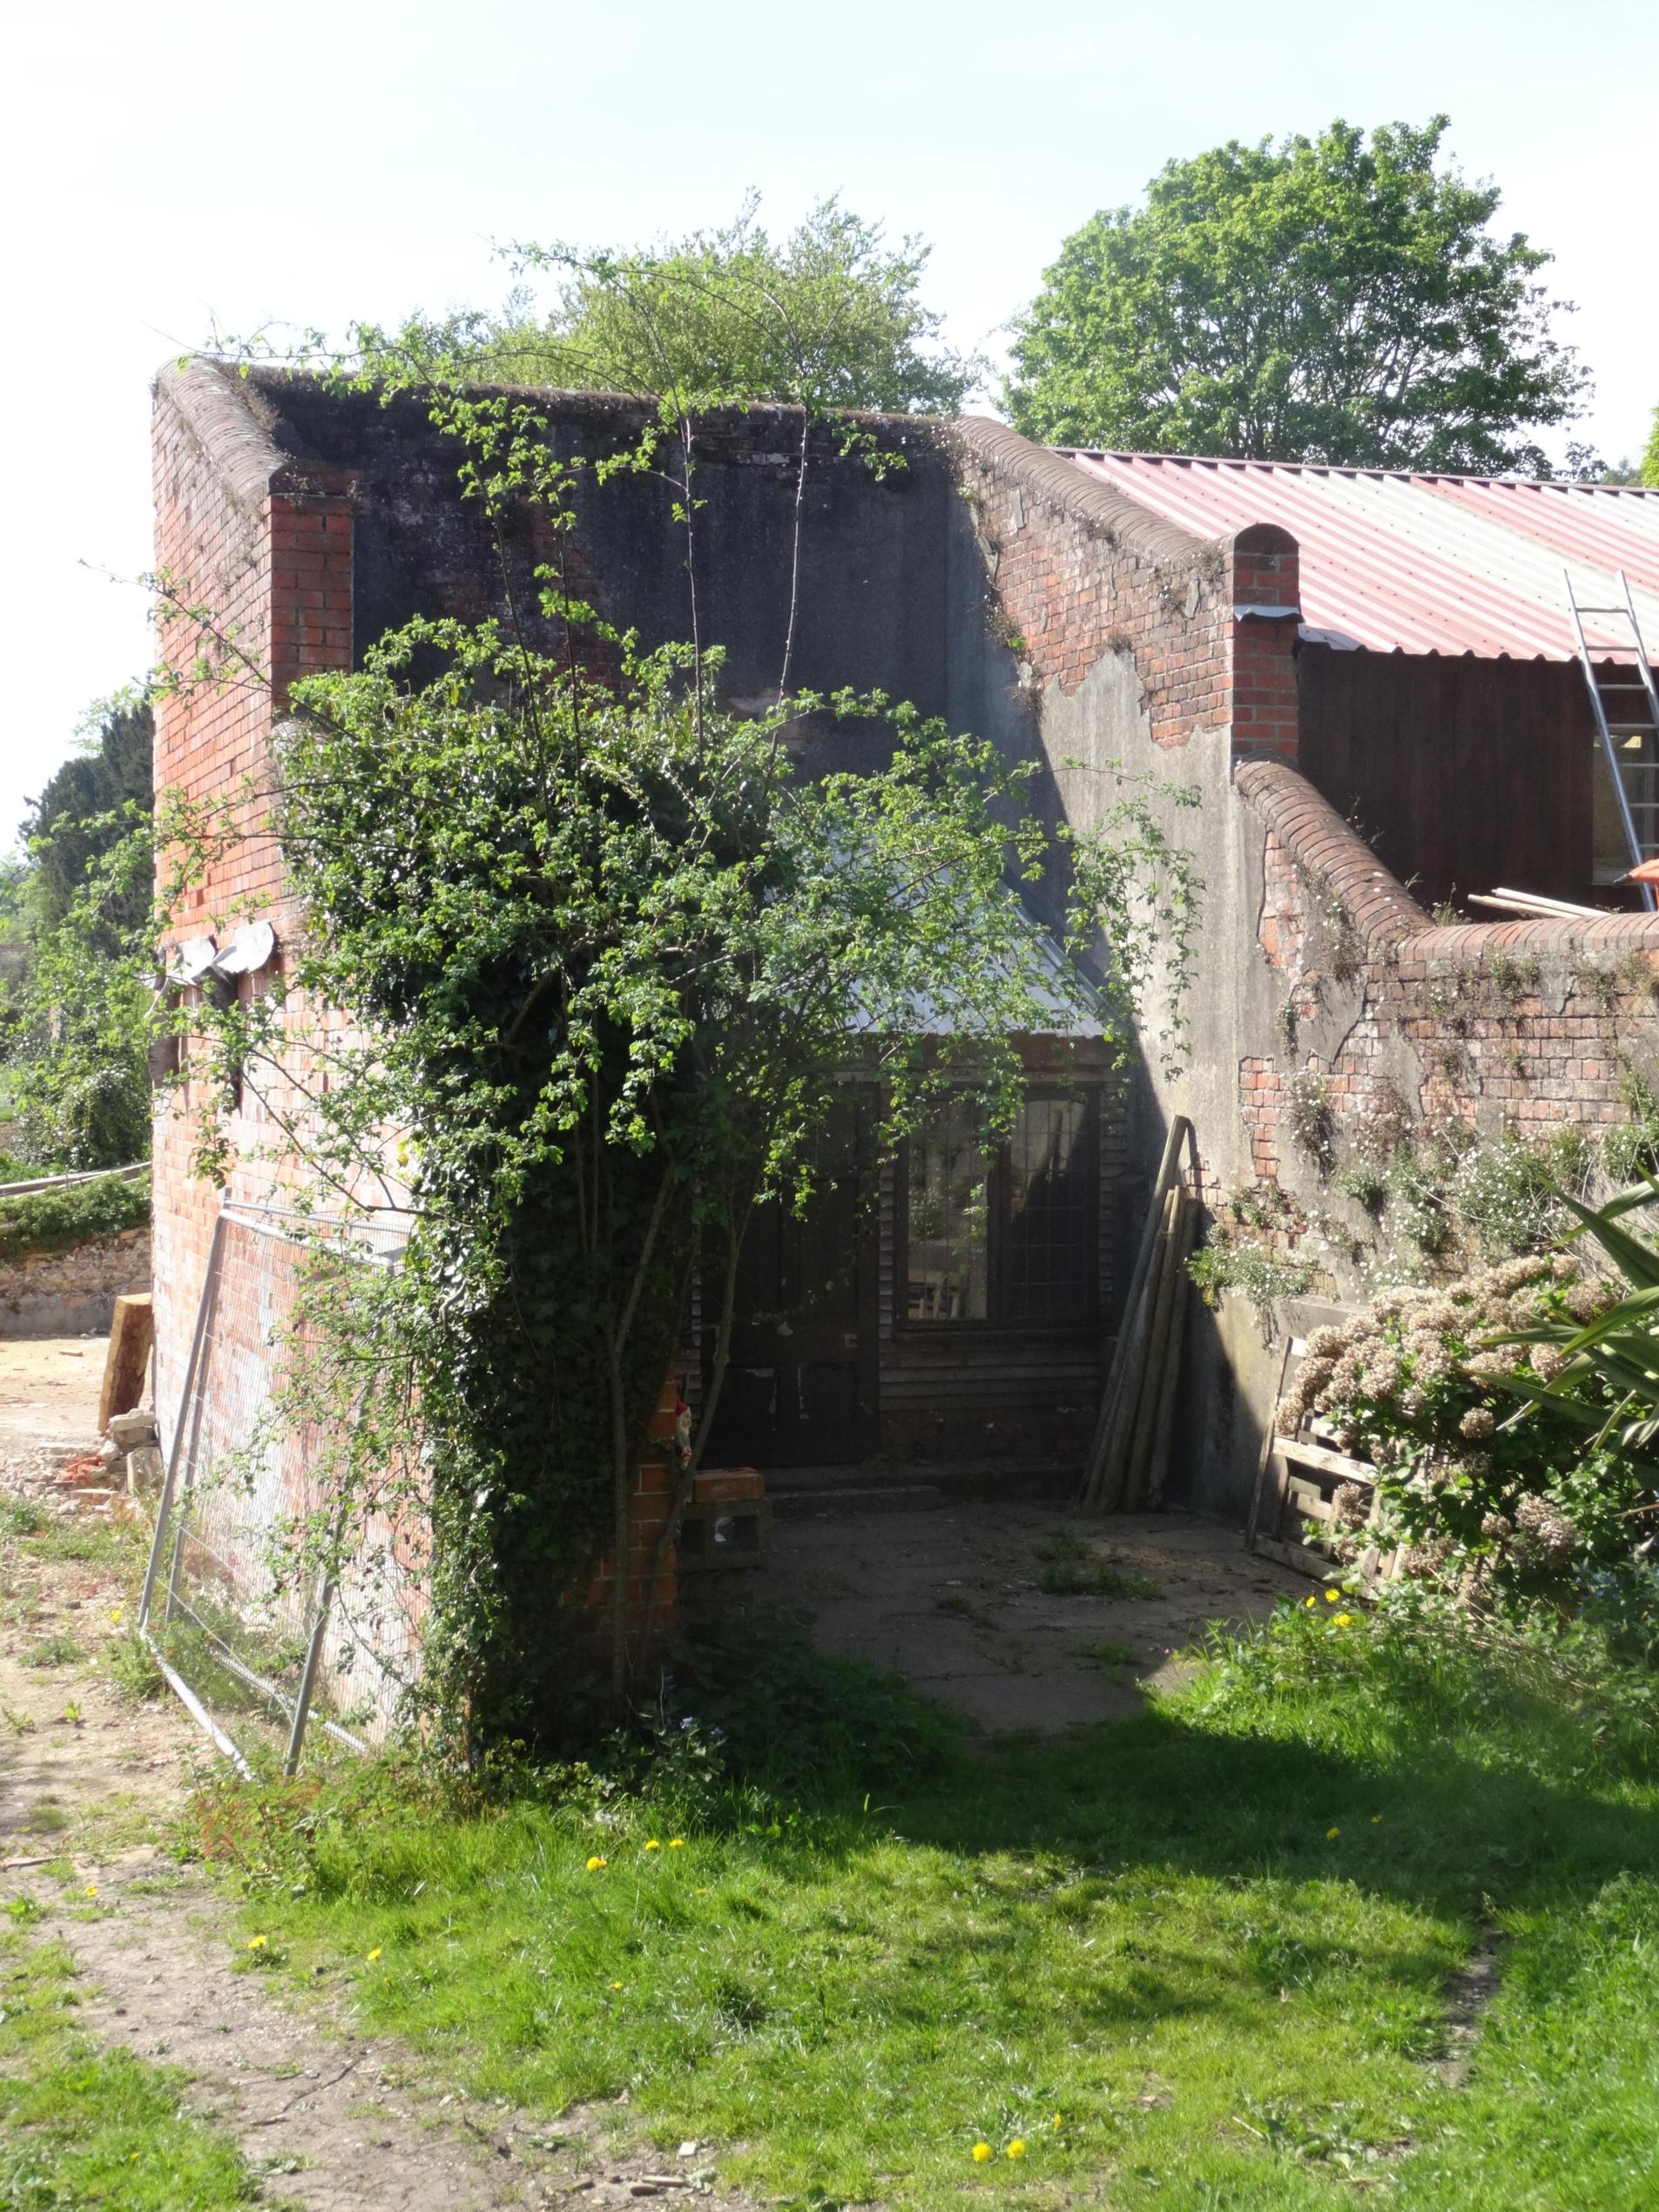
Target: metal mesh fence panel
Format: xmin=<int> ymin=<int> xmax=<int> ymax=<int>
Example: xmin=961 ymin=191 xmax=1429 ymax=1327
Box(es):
xmin=139 ymin=1201 xmax=425 ymax=1772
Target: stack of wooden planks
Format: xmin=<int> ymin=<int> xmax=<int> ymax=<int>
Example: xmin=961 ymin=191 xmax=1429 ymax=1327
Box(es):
xmin=1079 ymin=1116 xmax=1197 ymax=1514
xmin=1245 ymin=1332 xmax=1403 ymax=1585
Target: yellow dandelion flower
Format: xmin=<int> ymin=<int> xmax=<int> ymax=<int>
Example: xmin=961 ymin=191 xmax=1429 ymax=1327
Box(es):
xmin=367 ymin=1947 xmax=382 ymax=1961
xmin=644 ymin=1839 xmax=662 ymax=1851
xmin=695 ymin=1887 xmax=710 ymax=1896
xmin=247 ymin=1934 xmax=268 ymax=1950
xmin=585 ymin=1856 xmax=608 ymax=1872
xmin=1007 ymin=2141 xmax=1027 ymax=2160
xmin=82 ymin=1885 xmax=97 ymax=1898
xmin=1334 ymin=1612 xmax=1353 ymax=1628
xmin=971 ymin=2142 xmax=994 ymax=2163
xmin=1051 ymin=2114 xmax=1063 ymax=2128
xmin=668 ymin=1838 xmax=685 ymax=1849
xmin=108 ymin=1606 xmax=125 ymax=1624
xmin=1304 ymin=1595 xmax=1317 ymax=1609
xmin=1326 ymin=1825 xmax=1341 ymax=1840
xmin=610 ymin=1979 xmax=624 ymax=1990
xmin=1325 ymin=1588 xmax=1341 ymax=1603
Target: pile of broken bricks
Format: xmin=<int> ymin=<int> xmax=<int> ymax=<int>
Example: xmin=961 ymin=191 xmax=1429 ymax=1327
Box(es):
xmin=52 ymin=1407 xmax=164 ymax=1519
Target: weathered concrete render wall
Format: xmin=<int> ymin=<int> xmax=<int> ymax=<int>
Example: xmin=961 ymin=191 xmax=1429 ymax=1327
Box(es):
xmin=944 ymin=418 xmax=1310 ymax=1518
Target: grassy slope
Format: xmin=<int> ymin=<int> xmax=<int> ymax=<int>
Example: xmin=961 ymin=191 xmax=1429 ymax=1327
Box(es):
xmin=200 ymin=1606 xmax=1659 ymax=2212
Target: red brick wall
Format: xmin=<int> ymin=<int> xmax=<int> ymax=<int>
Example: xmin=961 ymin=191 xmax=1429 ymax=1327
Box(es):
xmin=580 ymin=1375 xmax=683 ymax=1647
xmin=151 ymin=368 xmax=355 ymax=1443
xmin=1230 ymin=529 xmax=1300 ymax=763
xmin=950 ymin=424 xmax=1301 ymax=765
xmin=1235 ymin=758 xmax=1659 ymax=1255
xmin=153 ymin=366 xmax=680 ymax=1669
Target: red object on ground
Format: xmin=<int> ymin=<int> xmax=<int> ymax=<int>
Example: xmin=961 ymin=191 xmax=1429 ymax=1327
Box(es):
xmin=57 ymin=1452 xmax=106 ymax=1487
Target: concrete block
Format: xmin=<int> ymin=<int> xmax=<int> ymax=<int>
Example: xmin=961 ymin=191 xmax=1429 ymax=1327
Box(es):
xmin=125 ymin=1445 xmax=166 ymax=1498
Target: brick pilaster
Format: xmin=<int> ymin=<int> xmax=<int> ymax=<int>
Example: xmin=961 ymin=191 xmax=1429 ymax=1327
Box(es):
xmin=1230 ymin=525 xmax=1301 ymax=765
xmin=581 ymin=1374 xmax=685 ymax=1643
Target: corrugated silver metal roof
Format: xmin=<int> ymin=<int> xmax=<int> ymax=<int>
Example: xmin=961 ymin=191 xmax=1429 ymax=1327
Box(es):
xmin=1063 ymin=450 xmax=1659 ymax=660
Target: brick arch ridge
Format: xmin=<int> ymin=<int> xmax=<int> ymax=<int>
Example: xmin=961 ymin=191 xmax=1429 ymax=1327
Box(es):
xmin=948 ymin=415 xmax=1220 ymax=570
xmin=153 ymin=358 xmax=293 ymax=516
xmin=1235 ymin=752 xmax=1659 ymax=965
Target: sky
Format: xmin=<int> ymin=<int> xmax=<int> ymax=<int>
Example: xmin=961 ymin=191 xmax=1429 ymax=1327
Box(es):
xmin=5 ymin=0 xmax=1658 ymax=848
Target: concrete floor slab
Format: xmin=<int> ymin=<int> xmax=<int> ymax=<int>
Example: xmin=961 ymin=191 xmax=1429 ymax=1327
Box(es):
xmin=746 ymin=1498 xmax=1309 ymax=1735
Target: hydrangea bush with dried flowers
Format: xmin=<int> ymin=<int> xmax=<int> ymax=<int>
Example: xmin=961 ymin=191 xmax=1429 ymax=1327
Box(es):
xmin=1278 ymin=1252 xmax=1655 ymax=1615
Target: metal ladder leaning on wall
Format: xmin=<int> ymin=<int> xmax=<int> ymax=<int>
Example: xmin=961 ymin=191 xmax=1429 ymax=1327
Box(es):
xmin=1566 ymin=566 xmax=1659 ymax=914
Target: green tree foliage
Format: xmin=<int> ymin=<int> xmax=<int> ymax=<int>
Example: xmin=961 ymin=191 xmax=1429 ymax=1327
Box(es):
xmin=0 ymin=810 xmax=154 ymax=1170
xmin=1641 ymin=406 xmax=1659 ymax=489
xmin=2 ymin=691 xmax=156 ymax=1171
xmin=1006 ymin=117 xmax=1588 ymax=474
xmin=358 ymin=195 xmax=981 ymax=417
xmin=24 ymin=692 xmax=153 ymax=939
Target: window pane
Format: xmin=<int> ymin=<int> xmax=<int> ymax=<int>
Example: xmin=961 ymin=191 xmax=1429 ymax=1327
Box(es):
xmin=907 ymin=1112 xmax=988 ymax=1323
xmin=1005 ymin=1097 xmax=1092 ymax=1323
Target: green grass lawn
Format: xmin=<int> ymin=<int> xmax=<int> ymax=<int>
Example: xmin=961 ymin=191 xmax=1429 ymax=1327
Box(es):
xmin=0 ymin=1927 xmax=262 ymax=2209
xmin=193 ymin=1602 xmax=1659 ymax=2211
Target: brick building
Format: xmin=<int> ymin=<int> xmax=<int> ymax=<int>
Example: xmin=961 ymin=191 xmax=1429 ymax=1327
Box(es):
xmin=150 ymin=360 xmax=1659 ymax=1683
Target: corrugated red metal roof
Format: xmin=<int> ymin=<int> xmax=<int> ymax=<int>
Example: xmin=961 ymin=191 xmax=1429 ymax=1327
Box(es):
xmin=1062 ymin=450 xmax=1659 ymax=661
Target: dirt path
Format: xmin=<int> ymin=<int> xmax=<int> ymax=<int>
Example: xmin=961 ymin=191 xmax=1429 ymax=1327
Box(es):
xmin=0 ymin=1348 xmax=750 ymax=2212
xmin=0 ymin=1332 xmax=114 ymax=1448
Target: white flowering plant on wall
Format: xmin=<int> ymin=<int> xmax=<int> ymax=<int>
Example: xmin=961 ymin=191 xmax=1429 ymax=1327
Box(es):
xmin=1281 ymin=1250 xmax=1656 ymax=1617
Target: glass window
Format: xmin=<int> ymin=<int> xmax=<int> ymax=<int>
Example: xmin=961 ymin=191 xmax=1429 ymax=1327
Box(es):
xmin=905 ymin=1091 xmax=1096 ymax=1327
xmin=1005 ymin=1096 xmax=1092 ymax=1323
xmin=905 ymin=1110 xmax=988 ymax=1323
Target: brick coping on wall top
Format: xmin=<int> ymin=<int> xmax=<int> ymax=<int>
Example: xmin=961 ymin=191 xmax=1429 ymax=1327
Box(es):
xmin=1235 ymin=752 xmax=1659 ymax=970
xmin=948 ymin=417 xmax=1213 ymax=568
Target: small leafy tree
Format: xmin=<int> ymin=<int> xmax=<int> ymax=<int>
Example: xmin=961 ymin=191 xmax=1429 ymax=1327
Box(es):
xmin=1006 ymin=117 xmax=1588 ymax=474
xmin=1641 ymin=407 xmax=1659 ymax=490
xmin=359 ymin=195 xmax=982 ymax=418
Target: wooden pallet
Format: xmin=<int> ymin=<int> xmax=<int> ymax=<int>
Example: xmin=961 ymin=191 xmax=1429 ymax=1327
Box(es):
xmin=1246 ymin=1337 xmax=1402 ymax=1585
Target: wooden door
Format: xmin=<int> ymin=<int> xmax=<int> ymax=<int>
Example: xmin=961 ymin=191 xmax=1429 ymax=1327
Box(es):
xmin=703 ymin=1103 xmax=878 ymax=1467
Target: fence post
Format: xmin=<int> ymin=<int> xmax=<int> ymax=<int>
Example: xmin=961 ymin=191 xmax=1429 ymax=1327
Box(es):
xmin=284 ymin=1568 xmax=334 ymax=1776
xmin=139 ymin=1204 xmax=226 ymax=1630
